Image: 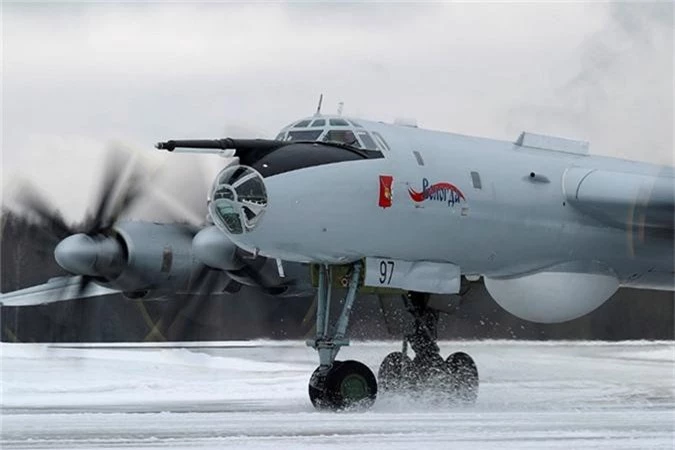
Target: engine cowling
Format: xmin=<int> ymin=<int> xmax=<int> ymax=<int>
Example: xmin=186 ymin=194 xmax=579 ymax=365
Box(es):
xmin=192 ymin=225 xmax=314 ymax=297
xmin=55 ymin=221 xmax=312 ymax=300
xmin=484 ymin=263 xmax=619 ymax=323
xmin=106 ymin=221 xmax=201 ymax=296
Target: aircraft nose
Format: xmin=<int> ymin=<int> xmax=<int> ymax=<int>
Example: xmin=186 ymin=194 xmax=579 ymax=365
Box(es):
xmin=54 ymin=234 xmax=102 ymax=276
xmin=209 ymin=165 xmax=268 ymax=236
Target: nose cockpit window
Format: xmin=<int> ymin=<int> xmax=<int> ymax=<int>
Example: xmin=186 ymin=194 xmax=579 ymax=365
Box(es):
xmin=276 ymin=116 xmax=388 ymax=151
xmin=287 ymin=130 xmax=323 ymax=141
xmin=210 ymin=166 xmax=268 ymax=235
xmin=328 ymin=118 xmax=350 ymax=127
xmin=323 ymin=130 xmax=361 ymax=148
xmin=355 ymin=131 xmax=377 ymax=150
xmin=292 ymin=120 xmax=312 ymax=128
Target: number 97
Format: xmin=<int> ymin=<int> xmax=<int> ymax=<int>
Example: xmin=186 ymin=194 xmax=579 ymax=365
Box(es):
xmin=379 ymin=260 xmax=394 ymax=285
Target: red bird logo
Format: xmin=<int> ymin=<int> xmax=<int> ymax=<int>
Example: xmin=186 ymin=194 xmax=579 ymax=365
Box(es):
xmin=408 ymin=178 xmax=465 ymax=206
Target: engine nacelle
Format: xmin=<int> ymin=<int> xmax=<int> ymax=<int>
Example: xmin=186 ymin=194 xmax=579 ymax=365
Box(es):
xmin=192 ymin=226 xmax=244 ymax=271
xmin=484 ymin=262 xmax=619 ymax=323
xmin=105 ymin=222 xmax=311 ymax=299
xmin=106 ymin=221 xmax=199 ymax=295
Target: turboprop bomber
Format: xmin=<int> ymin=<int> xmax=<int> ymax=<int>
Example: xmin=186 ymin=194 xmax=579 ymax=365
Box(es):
xmin=2 ymin=111 xmax=674 ymax=410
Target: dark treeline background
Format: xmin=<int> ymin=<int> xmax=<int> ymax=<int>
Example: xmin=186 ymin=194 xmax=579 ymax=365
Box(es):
xmin=1 ymin=210 xmax=673 ymax=342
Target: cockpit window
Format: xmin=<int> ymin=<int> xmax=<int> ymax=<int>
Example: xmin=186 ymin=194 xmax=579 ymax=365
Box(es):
xmin=323 ymin=129 xmax=361 ymax=148
xmin=329 ymin=118 xmax=349 ymax=127
xmin=275 ymin=132 xmax=284 ymax=140
xmin=235 ymin=175 xmax=266 ymax=204
xmin=210 ymin=166 xmax=268 ymax=235
xmin=276 ymin=118 xmax=390 ymax=154
xmin=372 ymin=131 xmax=391 ymax=151
xmin=356 ymin=131 xmax=378 ymax=150
xmin=287 ymin=130 xmax=322 ymax=141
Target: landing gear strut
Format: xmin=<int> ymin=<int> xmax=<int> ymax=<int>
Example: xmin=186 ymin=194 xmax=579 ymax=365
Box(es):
xmin=306 ymin=266 xmax=478 ymax=410
xmin=307 ymin=263 xmax=377 ymax=410
xmin=378 ymin=292 xmax=479 ymax=404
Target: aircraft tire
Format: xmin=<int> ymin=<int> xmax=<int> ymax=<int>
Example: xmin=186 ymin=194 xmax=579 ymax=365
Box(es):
xmin=309 ymin=360 xmax=377 ymax=410
xmin=447 ymin=351 xmax=479 ymax=405
xmin=411 ymin=353 xmax=452 ymax=390
xmin=378 ymin=351 xmax=413 ymax=393
xmin=308 ymin=363 xmax=333 ymax=410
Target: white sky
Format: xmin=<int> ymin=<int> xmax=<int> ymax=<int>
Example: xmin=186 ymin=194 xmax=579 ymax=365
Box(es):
xmin=2 ymin=2 xmax=673 ymax=221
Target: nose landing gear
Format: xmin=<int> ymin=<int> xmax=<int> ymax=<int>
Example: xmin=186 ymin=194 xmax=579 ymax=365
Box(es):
xmin=306 ymin=263 xmax=377 ymax=410
xmin=306 ymin=265 xmax=478 ymax=410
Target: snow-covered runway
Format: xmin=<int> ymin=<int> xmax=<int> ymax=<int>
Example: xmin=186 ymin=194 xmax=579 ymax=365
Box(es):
xmin=2 ymin=341 xmax=673 ymax=449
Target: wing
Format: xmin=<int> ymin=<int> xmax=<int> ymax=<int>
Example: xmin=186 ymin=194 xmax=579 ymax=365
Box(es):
xmin=0 ymin=276 xmax=120 ymax=307
xmin=564 ymin=167 xmax=675 ymax=232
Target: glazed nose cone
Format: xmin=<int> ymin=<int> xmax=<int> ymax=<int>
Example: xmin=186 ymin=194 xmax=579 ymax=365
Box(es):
xmin=54 ymin=234 xmax=99 ymax=276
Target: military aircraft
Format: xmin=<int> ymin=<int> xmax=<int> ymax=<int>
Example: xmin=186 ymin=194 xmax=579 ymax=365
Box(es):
xmin=2 ymin=110 xmax=673 ymax=410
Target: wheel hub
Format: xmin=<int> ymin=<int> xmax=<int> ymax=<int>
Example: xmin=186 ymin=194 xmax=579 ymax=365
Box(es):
xmin=340 ymin=374 xmax=369 ymax=400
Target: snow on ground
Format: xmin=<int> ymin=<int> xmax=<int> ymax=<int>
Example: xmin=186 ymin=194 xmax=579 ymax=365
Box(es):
xmin=1 ymin=340 xmax=674 ymax=449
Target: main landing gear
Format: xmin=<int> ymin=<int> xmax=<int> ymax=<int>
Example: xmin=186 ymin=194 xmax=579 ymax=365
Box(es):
xmin=378 ymin=291 xmax=479 ymax=404
xmin=306 ymin=263 xmax=479 ymax=410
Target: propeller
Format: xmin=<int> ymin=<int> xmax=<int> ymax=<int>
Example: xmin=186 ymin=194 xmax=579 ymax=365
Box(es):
xmin=20 ymin=150 xmax=143 ymax=237
xmin=13 ymin=148 xmax=149 ymax=297
xmin=160 ymin=263 xmax=233 ymax=341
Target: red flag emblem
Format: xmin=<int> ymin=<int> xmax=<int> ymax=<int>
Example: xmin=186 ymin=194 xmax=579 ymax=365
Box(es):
xmin=379 ymin=175 xmax=393 ymax=208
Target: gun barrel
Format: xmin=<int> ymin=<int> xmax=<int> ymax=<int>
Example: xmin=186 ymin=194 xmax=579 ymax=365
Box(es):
xmin=155 ymin=138 xmax=284 ymax=152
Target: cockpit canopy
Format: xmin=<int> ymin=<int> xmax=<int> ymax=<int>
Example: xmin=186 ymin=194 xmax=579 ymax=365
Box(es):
xmin=275 ymin=115 xmax=390 ymax=151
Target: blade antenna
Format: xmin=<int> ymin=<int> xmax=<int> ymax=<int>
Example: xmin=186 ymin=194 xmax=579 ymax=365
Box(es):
xmin=315 ymin=94 xmax=323 ymax=116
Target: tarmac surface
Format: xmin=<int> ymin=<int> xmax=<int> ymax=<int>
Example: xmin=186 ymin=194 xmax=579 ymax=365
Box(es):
xmin=2 ymin=340 xmax=674 ymax=449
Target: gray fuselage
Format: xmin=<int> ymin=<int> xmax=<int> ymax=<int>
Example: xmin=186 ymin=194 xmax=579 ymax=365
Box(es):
xmin=228 ymin=117 xmax=674 ymax=291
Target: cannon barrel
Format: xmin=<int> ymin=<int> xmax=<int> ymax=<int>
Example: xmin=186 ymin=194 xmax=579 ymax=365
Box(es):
xmin=155 ymin=138 xmax=285 ymax=152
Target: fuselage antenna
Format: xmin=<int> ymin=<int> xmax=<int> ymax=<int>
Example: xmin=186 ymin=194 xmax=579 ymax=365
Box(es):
xmin=315 ymin=94 xmax=323 ymax=116
xmin=337 ymin=102 xmax=344 ymax=116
